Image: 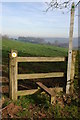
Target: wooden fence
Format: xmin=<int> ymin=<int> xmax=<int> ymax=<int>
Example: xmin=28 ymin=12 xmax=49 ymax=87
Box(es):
xmin=9 ymin=50 xmax=76 ymax=104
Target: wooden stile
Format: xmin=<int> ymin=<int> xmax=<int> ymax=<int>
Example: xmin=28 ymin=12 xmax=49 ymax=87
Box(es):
xmin=9 ymin=49 xmax=65 ymax=103
xmin=9 ymin=49 xmax=76 ymax=103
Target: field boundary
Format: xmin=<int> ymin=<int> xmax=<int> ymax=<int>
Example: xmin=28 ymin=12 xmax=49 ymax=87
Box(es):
xmin=9 ymin=49 xmax=76 ymax=104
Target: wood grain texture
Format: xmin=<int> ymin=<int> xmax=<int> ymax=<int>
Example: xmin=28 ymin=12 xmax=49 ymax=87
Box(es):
xmin=17 ymin=72 xmax=64 ymax=80
xmin=17 ymin=87 xmax=63 ymax=96
xmin=36 ymin=82 xmax=54 ymax=96
xmin=70 ymin=51 xmax=77 ymax=94
xmin=17 ymin=89 xmax=40 ymax=96
xmin=17 ymin=57 xmax=65 ymax=62
xmin=9 ymin=50 xmax=18 ymax=101
xmin=66 ymin=3 xmax=75 ymax=94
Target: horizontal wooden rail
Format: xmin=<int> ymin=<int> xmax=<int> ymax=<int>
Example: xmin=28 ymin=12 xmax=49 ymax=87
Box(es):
xmin=17 ymin=72 xmax=64 ymax=80
xmin=17 ymin=89 xmax=39 ymax=96
xmin=17 ymin=57 xmax=65 ymax=62
xmin=17 ymin=87 xmax=63 ymax=96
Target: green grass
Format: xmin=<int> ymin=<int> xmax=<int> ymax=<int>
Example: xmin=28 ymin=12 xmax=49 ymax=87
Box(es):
xmin=2 ymin=38 xmax=68 ymax=58
xmin=15 ymin=94 xmax=54 ymax=118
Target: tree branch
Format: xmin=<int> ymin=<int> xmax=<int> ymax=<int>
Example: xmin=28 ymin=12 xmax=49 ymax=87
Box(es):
xmin=45 ymin=0 xmax=80 ymax=12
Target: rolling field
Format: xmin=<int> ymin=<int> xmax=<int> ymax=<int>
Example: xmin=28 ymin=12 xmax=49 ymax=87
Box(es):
xmin=2 ymin=38 xmax=68 ymax=58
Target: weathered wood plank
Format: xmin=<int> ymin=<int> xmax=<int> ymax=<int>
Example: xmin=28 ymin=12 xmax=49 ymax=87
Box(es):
xmin=36 ymin=82 xmax=54 ymax=96
xmin=51 ymin=96 xmax=55 ymax=104
xmin=9 ymin=56 xmax=14 ymax=99
xmin=41 ymin=87 xmax=63 ymax=93
xmin=14 ymin=58 xmax=18 ymax=101
xmin=70 ymin=51 xmax=77 ymax=94
xmin=17 ymin=72 xmax=64 ymax=80
xmin=17 ymin=57 xmax=65 ymax=62
xmin=9 ymin=50 xmax=18 ymax=101
xmin=66 ymin=3 xmax=75 ymax=94
xmin=17 ymin=89 xmax=39 ymax=96
xmin=17 ymin=87 xmax=63 ymax=96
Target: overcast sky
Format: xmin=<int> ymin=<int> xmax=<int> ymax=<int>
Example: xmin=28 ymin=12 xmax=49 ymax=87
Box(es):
xmin=1 ymin=1 xmax=78 ymax=38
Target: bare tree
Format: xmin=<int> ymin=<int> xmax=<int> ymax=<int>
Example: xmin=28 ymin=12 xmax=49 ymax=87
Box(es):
xmin=45 ymin=0 xmax=80 ymax=12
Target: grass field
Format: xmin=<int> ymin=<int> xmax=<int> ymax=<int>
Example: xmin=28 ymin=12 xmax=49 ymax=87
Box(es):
xmin=2 ymin=38 xmax=68 ymax=58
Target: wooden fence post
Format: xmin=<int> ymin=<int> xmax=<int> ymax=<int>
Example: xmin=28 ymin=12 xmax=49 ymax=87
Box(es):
xmin=9 ymin=50 xmax=18 ymax=101
xmin=66 ymin=3 xmax=75 ymax=94
xmin=70 ymin=50 xmax=77 ymax=94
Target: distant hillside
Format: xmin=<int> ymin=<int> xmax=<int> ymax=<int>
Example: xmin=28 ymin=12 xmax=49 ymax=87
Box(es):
xmin=5 ymin=34 xmax=78 ymax=49
xmin=12 ymin=36 xmax=78 ymax=48
xmin=45 ymin=37 xmax=78 ymax=48
xmin=2 ymin=38 xmax=68 ymax=59
xmin=18 ymin=37 xmax=45 ymax=44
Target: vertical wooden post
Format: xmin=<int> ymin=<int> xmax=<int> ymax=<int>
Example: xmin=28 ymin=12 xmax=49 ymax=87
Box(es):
xmin=9 ymin=50 xmax=18 ymax=101
xmin=50 ymin=96 xmax=55 ymax=104
xmin=70 ymin=50 xmax=77 ymax=94
xmin=66 ymin=3 xmax=75 ymax=94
